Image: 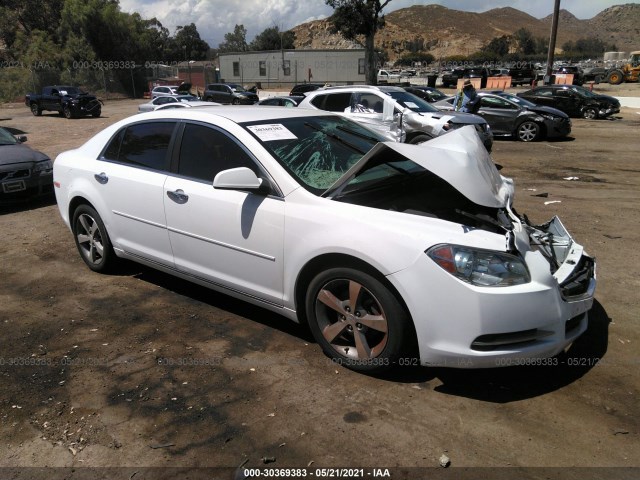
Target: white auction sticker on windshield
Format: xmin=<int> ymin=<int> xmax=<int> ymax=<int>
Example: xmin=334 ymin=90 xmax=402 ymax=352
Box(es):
xmin=247 ymin=124 xmax=298 ymax=141
xmin=404 ymin=102 xmax=419 ymax=109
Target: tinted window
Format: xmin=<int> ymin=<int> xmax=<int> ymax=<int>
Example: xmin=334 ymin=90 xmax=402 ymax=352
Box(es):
xmin=107 ymin=122 xmax=175 ymax=170
xmin=315 ymin=93 xmax=352 ymax=112
xmin=102 ymin=129 xmax=125 ymax=161
xmin=178 ymin=123 xmax=258 ymax=183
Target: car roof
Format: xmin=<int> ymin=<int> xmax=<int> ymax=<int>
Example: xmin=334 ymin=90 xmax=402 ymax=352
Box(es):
xmin=137 ymin=105 xmax=335 ymax=123
xmin=319 ymin=85 xmax=406 ymax=93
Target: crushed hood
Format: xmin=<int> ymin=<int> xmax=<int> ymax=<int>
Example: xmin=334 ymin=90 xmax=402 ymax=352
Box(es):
xmin=324 ymin=125 xmax=513 ymax=208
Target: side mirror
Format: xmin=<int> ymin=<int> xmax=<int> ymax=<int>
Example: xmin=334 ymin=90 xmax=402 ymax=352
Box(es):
xmin=213 ymin=167 xmax=264 ymax=192
xmin=17 ymin=135 xmax=28 ymax=143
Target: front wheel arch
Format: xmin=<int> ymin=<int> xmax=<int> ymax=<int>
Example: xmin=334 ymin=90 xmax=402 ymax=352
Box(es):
xmin=407 ymin=133 xmax=434 ymax=144
xmin=294 ymin=254 xmax=418 ymax=357
xmin=515 ymin=120 xmax=542 ymax=141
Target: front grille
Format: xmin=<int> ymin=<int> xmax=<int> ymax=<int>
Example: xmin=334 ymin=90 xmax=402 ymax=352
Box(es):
xmin=560 ymin=255 xmax=595 ymax=298
xmin=0 ymin=169 xmax=30 ymax=181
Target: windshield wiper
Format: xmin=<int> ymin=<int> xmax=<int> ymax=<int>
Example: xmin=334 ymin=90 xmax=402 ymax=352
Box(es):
xmin=304 ymin=122 xmax=366 ymax=154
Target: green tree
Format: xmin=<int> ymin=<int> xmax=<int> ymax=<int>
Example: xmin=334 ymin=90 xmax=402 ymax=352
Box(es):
xmin=326 ymin=0 xmax=392 ymax=85
xmin=174 ymin=23 xmax=209 ymax=60
xmin=513 ymin=28 xmax=535 ymax=55
xmin=395 ymin=52 xmax=434 ymax=67
xmin=481 ymin=35 xmax=510 ymax=57
xmin=249 ymin=26 xmax=295 ymax=51
xmin=218 ymin=24 xmax=249 ymax=52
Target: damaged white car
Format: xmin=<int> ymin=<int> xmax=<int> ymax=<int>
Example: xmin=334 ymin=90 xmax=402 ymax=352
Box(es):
xmin=53 ymin=107 xmax=596 ymax=372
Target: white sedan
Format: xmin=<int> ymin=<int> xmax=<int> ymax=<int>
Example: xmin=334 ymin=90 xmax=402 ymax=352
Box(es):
xmin=138 ymin=95 xmax=201 ymax=113
xmin=53 ymin=107 xmax=596 ymax=372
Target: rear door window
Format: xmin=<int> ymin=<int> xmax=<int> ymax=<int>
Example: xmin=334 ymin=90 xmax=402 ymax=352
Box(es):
xmin=101 ymin=122 xmax=176 ymax=171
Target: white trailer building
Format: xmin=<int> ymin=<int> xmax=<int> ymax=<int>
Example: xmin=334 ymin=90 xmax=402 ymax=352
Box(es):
xmin=218 ymin=49 xmax=366 ymax=89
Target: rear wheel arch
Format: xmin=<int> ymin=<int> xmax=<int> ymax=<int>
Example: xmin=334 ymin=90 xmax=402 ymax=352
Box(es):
xmin=68 ymin=196 xmax=96 ymax=226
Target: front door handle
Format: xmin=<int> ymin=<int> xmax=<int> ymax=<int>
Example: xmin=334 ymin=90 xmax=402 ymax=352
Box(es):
xmin=94 ymin=172 xmax=108 ymax=184
xmin=167 ymin=189 xmax=189 ymax=204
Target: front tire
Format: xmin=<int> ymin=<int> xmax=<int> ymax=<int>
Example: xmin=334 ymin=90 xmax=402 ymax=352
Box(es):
xmin=305 ymin=267 xmax=412 ymax=372
xmin=30 ymin=103 xmax=42 ymax=116
xmin=72 ymin=205 xmax=117 ymax=273
xmin=91 ymin=110 xmax=101 ymax=118
xmin=582 ymin=107 xmax=598 ymax=119
xmin=409 ymin=134 xmax=434 ymax=145
xmin=63 ymin=105 xmax=74 ymax=119
xmin=516 ymin=121 xmax=540 ymax=142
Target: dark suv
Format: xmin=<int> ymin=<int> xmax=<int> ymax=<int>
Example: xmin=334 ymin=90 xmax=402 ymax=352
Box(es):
xmin=553 ymin=66 xmax=584 ymax=86
xmin=289 ymin=83 xmax=325 ymax=96
xmin=441 ymin=67 xmax=490 ymax=88
xmin=203 ymin=84 xmax=258 ymax=104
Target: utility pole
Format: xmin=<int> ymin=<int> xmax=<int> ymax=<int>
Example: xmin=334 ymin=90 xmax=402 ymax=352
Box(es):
xmin=544 ymin=0 xmax=561 ymax=84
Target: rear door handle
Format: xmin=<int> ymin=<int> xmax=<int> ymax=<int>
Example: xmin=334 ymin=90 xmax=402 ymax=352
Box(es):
xmin=94 ymin=172 xmax=108 ymax=184
xmin=167 ymin=189 xmax=189 ymax=204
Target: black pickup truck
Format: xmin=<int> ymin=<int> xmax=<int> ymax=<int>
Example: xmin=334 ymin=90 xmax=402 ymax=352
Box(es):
xmin=25 ymin=86 xmax=102 ymax=118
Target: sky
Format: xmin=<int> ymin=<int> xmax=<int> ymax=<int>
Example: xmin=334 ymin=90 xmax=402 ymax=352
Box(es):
xmin=118 ymin=0 xmax=640 ymax=48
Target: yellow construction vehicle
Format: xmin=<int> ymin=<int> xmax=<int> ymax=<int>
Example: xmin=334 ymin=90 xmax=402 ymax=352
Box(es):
xmin=606 ymin=51 xmax=640 ymax=84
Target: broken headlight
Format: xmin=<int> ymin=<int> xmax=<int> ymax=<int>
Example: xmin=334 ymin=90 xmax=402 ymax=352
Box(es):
xmin=427 ymin=244 xmax=530 ymax=287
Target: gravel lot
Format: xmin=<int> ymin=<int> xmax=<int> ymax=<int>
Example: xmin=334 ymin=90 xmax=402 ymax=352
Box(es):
xmin=1 ymin=85 xmax=639 ymax=477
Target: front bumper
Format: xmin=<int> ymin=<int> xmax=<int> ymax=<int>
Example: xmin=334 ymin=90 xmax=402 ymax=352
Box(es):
xmin=546 ymin=117 xmax=572 ymax=138
xmin=70 ymin=99 xmax=102 ymax=115
xmin=1 ymin=166 xmax=53 ymax=203
xmin=387 ymin=218 xmax=596 ymax=368
xmin=599 ymin=104 xmax=620 ymax=118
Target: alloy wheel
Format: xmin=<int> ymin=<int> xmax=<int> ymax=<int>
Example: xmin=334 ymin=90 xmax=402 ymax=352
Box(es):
xmin=314 ymin=279 xmax=389 ymax=360
xmin=75 ymin=213 xmax=106 ymax=266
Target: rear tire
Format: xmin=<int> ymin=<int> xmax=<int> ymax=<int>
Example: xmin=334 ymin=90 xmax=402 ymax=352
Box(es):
xmin=92 ymin=110 xmax=101 ymax=118
xmin=72 ymin=205 xmax=117 ymax=273
xmin=305 ymin=267 xmax=413 ymax=372
xmin=63 ymin=105 xmax=74 ymax=119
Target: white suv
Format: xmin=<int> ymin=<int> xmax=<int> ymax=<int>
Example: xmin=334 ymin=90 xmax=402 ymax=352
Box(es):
xmin=297 ymin=85 xmax=493 ymax=151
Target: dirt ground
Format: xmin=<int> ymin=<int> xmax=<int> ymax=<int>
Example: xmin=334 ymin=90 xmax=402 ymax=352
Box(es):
xmin=1 ymin=84 xmax=639 ymax=479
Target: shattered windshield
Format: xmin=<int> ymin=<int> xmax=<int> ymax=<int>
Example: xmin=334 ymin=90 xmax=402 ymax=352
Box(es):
xmin=242 ymin=116 xmax=387 ymax=195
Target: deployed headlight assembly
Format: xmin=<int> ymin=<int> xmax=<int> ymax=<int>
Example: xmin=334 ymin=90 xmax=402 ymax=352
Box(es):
xmin=427 ymin=244 xmax=530 ymax=287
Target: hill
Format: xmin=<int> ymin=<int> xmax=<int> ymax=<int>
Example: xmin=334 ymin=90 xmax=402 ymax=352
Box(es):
xmin=290 ymin=3 xmax=640 ymax=61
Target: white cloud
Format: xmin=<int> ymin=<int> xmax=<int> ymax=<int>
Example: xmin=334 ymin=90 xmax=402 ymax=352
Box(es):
xmin=118 ymin=0 xmax=640 ymax=49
